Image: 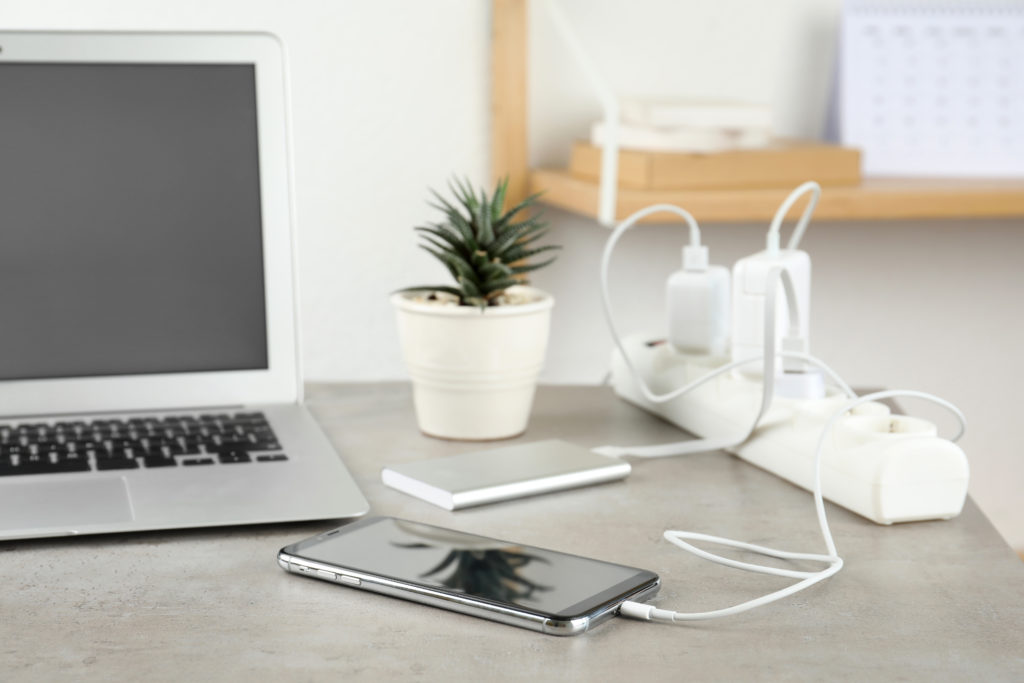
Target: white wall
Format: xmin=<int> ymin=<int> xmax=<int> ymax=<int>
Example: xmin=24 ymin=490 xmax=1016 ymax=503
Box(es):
xmin=2 ymin=0 xmax=1021 ymax=553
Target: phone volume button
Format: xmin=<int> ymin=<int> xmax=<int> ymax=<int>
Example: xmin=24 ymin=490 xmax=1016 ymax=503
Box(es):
xmin=315 ymin=569 xmax=336 ymax=581
xmin=338 ymin=574 xmax=361 ymax=586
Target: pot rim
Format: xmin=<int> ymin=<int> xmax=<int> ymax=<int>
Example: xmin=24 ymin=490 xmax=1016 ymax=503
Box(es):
xmin=390 ymin=285 xmax=554 ymax=317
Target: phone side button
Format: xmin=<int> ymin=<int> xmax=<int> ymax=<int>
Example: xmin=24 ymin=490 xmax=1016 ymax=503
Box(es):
xmin=338 ymin=574 xmax=361 ymax=586
xmin=315 ymin=569 xmax=336 ymax=581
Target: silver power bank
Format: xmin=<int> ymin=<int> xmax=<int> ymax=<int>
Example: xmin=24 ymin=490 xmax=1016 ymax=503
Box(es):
xmin=380 ymin=439 xmax=631 ymax=510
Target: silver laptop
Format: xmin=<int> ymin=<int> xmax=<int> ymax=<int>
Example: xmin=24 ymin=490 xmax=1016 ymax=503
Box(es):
xmin=0 ymin=31 xmax=369 ymax=540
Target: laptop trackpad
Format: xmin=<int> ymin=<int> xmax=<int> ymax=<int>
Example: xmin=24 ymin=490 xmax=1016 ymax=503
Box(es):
xmin=0 ymin=477 xmax=134 ymax=533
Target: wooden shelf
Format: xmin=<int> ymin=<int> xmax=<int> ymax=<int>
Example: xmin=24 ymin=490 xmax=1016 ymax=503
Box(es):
xmin=530 ymin=169 xmax=1024 ymax=223
xmin=491 ymin=3 xmax=1024 ymax=225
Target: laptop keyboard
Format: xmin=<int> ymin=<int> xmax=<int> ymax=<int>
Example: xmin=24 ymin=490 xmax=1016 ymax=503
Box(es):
xmin=0 ymin=412 xmax=288 ymax=476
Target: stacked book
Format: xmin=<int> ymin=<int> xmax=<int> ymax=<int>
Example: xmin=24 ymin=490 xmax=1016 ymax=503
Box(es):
xmin=583 ymin=99 xmax=861 ymax=190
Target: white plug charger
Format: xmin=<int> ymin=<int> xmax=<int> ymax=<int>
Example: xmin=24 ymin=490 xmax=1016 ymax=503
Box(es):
xmin=599 ymin=184 xmax=968 ymax=624
xmin=731 ymin=247 xmax=811 ymax=377
xmin=731 ymin=182 xmax=820 ymax=380
xmin=666 ymin=244 xmax=730 ymax=357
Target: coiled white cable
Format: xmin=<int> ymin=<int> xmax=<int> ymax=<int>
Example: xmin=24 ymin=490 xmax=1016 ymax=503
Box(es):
xmin=595 ymin=195 xmax=851 ymax=459
xmin=619 ymin=389 xmax=966 ymax=623
xmin=596 ymin=192 xmax=967 ymax=622
xmin=599 ymin=202 xmax=845 ymax=410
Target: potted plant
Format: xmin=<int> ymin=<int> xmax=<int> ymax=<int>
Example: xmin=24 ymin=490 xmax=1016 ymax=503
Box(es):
xmin=391 ymin=177 xmax=559 ymax=440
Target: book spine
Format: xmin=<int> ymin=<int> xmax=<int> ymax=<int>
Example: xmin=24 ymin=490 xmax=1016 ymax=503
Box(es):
xmin=620 ymin=100 xmax=774 ymax=129
xmin=570 ymin=141 xmax=861 ymax=191
xmin=591 ymin=121 xmax=761 ymax=154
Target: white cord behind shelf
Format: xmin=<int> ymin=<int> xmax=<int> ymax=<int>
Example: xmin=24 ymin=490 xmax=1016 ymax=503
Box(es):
xmin=766 ymin=180 xmax=821 ymax=253
xmin=542 ymin=0 xmax=620 ymax=226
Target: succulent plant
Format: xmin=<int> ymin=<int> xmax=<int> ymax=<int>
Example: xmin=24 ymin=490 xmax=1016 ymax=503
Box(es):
xmin=403 ymin=177 xmax=559 ymax=308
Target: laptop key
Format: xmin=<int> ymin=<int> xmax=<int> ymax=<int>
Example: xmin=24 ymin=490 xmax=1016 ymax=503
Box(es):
xmin=96 ymin=458 xmax=139 ymax=471
xmin=0 ymin=463 xmax=53 ymax=475
xmin=0 ymin=455 xmax=55 ymax=475
xmin=256 ymin=454 xmax=288 ymax=462
xmin=56 ymin=451 xmax=90 ymax=467
xmin=2 ymin=455 xmax=89 ymax=474
xmin=24 ymin=453 xmax=50 ymax=467
xmin=218 ymin=450 xmax=252 ymax=464
xmin=215 ymin=439 xmax=251 ymax=451
xmin=42 ymin=450 xmax=69 ymax=464
xmin=180 ymin=437 xmax=203 ymax=455
xmin=53 ymin=459 xmax=91 ymax=473
xmin=143 ymin=455 xmax=178 ymax=468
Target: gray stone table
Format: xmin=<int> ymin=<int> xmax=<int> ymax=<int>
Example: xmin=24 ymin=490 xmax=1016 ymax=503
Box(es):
xmin=2 ymin=383 xmax=1022 ymax=681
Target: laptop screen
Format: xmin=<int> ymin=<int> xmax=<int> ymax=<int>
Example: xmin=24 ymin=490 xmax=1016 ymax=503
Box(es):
xmin=0 ymin=62 xmax=268 ymax=381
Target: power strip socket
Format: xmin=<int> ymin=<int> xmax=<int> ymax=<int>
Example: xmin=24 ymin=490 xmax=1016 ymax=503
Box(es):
xmin=609 ymin=334 xmax=968 ymax=525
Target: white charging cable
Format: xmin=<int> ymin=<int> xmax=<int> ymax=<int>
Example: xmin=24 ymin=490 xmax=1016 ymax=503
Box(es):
xmin=595 ymin=192 xmax=968 ymax=621
xmin=766 ymin=180 xmax=820 ymax=254
xmin=599 ymin=204 xmax=847 ymax=409
xmin=619 ymin=389 xmax=966 ymax=623
xmin=596 ymin=199 xmax=852 ymax=459
xmin=595 ymin=266 xmax=837 ymax=458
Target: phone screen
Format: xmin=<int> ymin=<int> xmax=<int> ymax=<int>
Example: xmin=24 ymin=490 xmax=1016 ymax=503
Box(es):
xmin=282 ymin=517 xmax=658 ymax=619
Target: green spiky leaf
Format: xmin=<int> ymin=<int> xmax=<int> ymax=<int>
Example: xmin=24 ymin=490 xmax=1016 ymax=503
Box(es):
xmin=494 ymin=190 xmax=544 ymax=230
xmin=458 ymin=275 xmax=481 ymax=297
xmin=474 ymin=193 xmax=494 ymax=245
xmin=420 ymin=245 xmax=477 ymax=285
xmin=510 ymin=256 xmax=558 ymax=275
xmin=478 ymin=261 xmax=514 ymax=283
xmin=491 ymin=178 xmax=508 ymax=223
xmin=415 ymin=225 xmax=472 ymax=259
xmin=429 ymin=190 xmax=478 ymax=251
xmin=499 ymin=243 xmax=561 ymax=264
xmin=479 ymin=277 xmax=520 ymax=295
xmin=489 ymin=219 xmax=548 ymax=258
xmin=405 ymin=176 xmax=558 ymax=306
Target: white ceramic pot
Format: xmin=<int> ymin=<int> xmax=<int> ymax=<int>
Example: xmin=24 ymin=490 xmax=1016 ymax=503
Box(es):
xmin=391 ymin=285 xmax=554 ymax=440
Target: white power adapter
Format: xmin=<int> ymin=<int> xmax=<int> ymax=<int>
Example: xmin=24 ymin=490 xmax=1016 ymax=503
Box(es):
xmin=731 ymin=182 xmax=820 ymax=380
xmin=731 ymin=247 xmax=811 ymax=376
xmin=666 ymin=244 xmax=730 ymax=357
xmin=600 ymin=203 xmax=733 ymax=413
xmin=598 ymin=183 xmax=969 ymax=624
xmin=598 ymin=187 xmax=962 ymax=626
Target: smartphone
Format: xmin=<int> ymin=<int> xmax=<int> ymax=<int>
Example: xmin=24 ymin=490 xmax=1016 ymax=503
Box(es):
xmin=278 ymin=516 xmax=659 ymax=636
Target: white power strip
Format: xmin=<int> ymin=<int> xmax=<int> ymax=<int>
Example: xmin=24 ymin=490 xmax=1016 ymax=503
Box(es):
xmin=609 ymin=333 xmax=968 ymax=525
